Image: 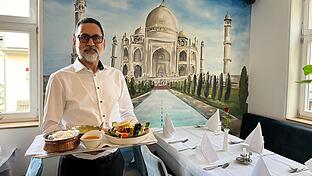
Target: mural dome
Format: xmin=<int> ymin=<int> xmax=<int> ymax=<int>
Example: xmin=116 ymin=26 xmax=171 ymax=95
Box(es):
xmin=178 ymin=30 xmax=188 ymax=38
xmin=145 ymin=4 xmax=178 ymax=33
xmin=134 ymin=26 xmax=144 ymax=34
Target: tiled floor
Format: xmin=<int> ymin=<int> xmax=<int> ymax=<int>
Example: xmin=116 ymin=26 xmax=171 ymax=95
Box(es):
xmin=121 ymin=147 xmax=176 ymax=176
xmin=124 ymin=162 xmax=141 ymax=176
xmin=121 ymin=147 xmax=141 ymax=176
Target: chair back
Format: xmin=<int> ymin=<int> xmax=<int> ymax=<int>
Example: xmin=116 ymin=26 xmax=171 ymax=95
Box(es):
xmin=140 ymin=145 xmax=169 ymax=176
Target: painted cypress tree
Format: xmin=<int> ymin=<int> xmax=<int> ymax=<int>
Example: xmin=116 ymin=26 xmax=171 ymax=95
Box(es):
xmin=224 ymin=73 xmax=232 ymax=101
xmin=187 ymin=75 xmax=191 ymax=94
xmin=142 ymin=81 xmax=145 ymax=92
xmin=197 ymin=73 xmax=203 ymax=97
xmin=239 ymin=66 xmax=249 ymax=114
xmin=212 ymin=75 xmax=217 ymax=100
xmin=129 ymin=77 xmax=136 ymax=97
xmin=209 ymin=74 xmax=212 ymax=98
xmin=183 ymin=79 xmax=187 ymax=93
xmin=180 ymin=81 xmax=183 ymax=91
xmin=218 ymin=73 xmax=224 ymax=100
xmin=204 ymin=72 xmax=210 ymax=98
xmin=192 ymin=74 xmax=197 ymax=95
xmin=125 ymin=77 xmax=129 ymax=88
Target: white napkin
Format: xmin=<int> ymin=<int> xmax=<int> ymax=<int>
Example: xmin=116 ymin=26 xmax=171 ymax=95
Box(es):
xmin=251 ymin=157 xmax=270 ymax=176
xmin=205 ymin=109 xmax=221 ymax=133
xmin=305 ymin=158 xmax=312 ymax=171
xmin=163 ymin=114 xmax=175 ymax=138
xmin=244 ymin=122 xmax=264 ymax=153
xmin=196 ymin=133 xmax=219 ymax=163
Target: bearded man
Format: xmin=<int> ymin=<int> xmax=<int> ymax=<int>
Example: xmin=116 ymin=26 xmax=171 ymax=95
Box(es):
xmin=42 ymin=17 xmax=137 ymax=176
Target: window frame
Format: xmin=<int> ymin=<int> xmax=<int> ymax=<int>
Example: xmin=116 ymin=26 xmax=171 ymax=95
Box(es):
xmin=299 ymin=36 xmax=312 ymax=119
xmin=0 ymin=0 xmax=39 ymax=124
xmin=0 ymin=0 xmax=37 ymax=24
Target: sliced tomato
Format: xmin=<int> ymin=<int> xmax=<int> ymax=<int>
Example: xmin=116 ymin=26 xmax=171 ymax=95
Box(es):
xmin=120 ymin=132 xmax=129 ymax=138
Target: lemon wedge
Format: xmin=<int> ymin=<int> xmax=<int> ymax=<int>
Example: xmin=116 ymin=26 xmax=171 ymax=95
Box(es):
xmin=117 ymin=120 xmax=131 ymax=127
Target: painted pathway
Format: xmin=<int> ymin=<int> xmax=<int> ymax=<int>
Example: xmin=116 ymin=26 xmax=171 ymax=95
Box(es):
xmin=134 ymin=90 xmax=207 ymax=128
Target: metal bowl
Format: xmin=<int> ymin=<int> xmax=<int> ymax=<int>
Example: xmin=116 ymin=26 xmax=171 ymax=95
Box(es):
xmin=43 ymin=130 xmax=80 ymax=153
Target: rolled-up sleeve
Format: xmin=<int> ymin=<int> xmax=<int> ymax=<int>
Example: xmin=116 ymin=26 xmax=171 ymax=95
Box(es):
xmin=41 ymin=74 xmax=65 ymax=134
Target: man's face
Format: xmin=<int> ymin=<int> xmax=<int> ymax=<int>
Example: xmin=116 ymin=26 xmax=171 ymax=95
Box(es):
xmin=74 ymin=23 xmax=105 ymax=63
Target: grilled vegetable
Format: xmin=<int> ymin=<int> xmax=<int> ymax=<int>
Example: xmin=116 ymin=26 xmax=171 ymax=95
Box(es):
xmin=106 ymin=120 xmax=150 ymax=138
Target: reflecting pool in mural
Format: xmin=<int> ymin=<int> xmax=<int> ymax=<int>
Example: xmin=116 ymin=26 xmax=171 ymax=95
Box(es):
xmin=134 ymin=90 xmax=207 ymax=128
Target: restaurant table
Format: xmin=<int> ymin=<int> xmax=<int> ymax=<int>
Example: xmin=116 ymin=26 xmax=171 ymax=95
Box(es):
xmin=153 ymin=126 xmax=312 ymax=176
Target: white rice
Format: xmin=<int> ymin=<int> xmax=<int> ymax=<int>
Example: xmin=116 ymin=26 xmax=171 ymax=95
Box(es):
xmin=48 ymin=130 xmax=78 ymax=141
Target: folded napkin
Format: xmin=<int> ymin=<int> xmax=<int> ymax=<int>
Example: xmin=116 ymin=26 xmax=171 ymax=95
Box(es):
xmin=205 ymin=109 xmax=221 ymax=133
xmin=163 ymin=114 xmax=175 ymax=138
xmin=244 ymin=122 xmax=264 ymax=153
xmin=305 ymin=158 xmax=312 ymax=171
xmin=251 ymin=157 xmax=270 ymax=176
xmin=196 ymin=133 xmax=219 ymax=163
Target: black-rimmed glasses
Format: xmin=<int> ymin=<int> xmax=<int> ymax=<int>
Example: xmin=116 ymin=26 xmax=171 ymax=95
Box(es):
xmin=76 ymin=34 xmax=104 ymax=44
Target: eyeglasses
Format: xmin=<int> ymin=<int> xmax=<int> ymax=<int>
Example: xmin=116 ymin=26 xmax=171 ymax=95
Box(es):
xmin=76 ymin=34 xmax=104 ymax=44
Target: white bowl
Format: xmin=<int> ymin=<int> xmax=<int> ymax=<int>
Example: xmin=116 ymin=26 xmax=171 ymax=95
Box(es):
xmin=80 ymin=130 xmax=103 ymax=149
xmin=104 ymin=129 xmax=150 ymax=145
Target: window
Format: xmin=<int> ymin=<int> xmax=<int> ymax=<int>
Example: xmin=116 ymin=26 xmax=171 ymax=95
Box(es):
xmin=0 ymin=0 xmax=38 ymax=124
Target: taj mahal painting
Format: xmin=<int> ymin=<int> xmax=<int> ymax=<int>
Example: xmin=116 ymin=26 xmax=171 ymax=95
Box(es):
xmin=43 ymin=0 xmax=251 ymax=132
xmin=118 ymin=4 xmax=233 ymax=84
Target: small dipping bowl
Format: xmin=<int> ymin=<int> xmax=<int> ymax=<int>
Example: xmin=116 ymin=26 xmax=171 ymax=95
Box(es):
xmin=80 ymin=130 xmax=103 ymax=149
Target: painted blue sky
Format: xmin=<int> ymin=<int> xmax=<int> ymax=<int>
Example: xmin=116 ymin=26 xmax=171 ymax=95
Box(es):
xmin=43 ymin=0 xmax=251 ymax=75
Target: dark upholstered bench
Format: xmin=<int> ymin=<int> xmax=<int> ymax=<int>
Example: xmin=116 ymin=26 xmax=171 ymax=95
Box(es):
xmin=239 ymin=113 xmax=312 ymax=164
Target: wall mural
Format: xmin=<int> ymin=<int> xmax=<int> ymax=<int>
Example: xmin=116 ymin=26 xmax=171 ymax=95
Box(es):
xmin=43 ymin=0 xmax=251 ymax=134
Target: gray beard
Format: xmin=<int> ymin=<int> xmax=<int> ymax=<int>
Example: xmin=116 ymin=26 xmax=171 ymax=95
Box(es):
xmin=77 ymin=46 xmax=99 ymax=63
xmin=83 ymin=53 xmax=99 ymax=63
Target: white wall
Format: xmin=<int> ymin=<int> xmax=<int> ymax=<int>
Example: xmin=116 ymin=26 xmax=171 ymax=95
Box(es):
xmin=248 ymin=0 xmax=293 ymax=119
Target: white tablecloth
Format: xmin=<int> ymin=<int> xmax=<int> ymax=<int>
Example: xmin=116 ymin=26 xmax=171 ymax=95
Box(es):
xmin=153 ymin=126 xmax=312 ymax=176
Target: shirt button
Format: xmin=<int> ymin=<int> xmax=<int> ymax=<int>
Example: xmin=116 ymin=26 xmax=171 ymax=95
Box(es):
xmin=100 ymin=101 xmax=102 ymax=103
xmin=97 ymin=87 xmax=100 ymax=89
xmin=102 ymin=115 xmax=105 ymax=117
xmin=94 ymin=74 xmax=96 ymax=76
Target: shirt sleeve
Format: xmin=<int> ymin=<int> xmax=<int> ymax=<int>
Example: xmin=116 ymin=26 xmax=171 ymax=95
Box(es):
xmin=41 ymin=73 xmax=66 ymax=134
xmin=118 ymin=73 xmax=138 ymax=124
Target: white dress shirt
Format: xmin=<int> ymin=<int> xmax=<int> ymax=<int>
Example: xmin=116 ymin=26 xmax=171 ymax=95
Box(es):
xmin=42 ymin=58 xmax=137 ymax=133
xmin=42 ymin=59 xmax=137 ymax=159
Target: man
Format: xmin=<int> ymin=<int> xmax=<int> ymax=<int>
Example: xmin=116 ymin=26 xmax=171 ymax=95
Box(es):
xmin=42 ymin=17 xmax=137 ymax=176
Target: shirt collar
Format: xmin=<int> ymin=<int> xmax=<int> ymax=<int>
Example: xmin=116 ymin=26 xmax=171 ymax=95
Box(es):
xmin=73 ymin=58 xmax=107 ymax=72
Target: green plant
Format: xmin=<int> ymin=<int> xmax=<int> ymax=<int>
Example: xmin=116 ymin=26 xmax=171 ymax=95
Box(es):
xmin=297 ymin=65 xmax=312 ymax=83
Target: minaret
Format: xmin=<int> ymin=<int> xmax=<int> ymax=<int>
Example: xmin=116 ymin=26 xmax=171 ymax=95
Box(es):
xmin=111 ymin=35 xmax=117 ymax=67
xmin=223 ymin=12 xmax=232 ymax=75
xmin=71 ymin=0 xmax=87 ymax=64
xmin=200 ymin=41 xmax=204 ymax=74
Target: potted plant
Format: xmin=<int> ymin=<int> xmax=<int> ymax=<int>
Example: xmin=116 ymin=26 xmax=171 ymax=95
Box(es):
xmin=297 ymin=65 xmax=312 ymax=83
